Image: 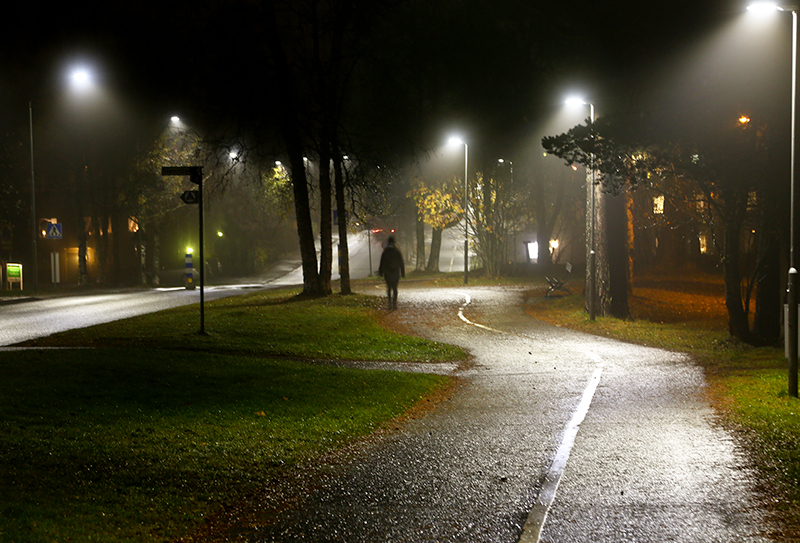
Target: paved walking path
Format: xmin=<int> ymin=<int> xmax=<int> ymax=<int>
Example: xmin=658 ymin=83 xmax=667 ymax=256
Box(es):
xmin=251 ymin=285 xmax=772 ymax=542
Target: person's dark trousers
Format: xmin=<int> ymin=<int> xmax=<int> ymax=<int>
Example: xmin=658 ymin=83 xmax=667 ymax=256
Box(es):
xmin=385 ymin=272 xmax=400 ymax=309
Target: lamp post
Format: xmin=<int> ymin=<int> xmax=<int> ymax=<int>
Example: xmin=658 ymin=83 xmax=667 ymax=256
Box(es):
xmin=28 ymin=66 xmax=96 ymax=291
xmin=566 ymin=97 xmax=597 ymax=321
xmin=748 ymin=2 xmax=798 ymax=396
xmin=449 ymin=136 xmax=469 ymax=284
xmin=29 ymin=102 xmax=38 ymax=291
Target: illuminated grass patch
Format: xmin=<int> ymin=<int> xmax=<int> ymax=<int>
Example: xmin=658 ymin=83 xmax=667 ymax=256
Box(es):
xmin=1 ymin=289 xmax=462 ymax=542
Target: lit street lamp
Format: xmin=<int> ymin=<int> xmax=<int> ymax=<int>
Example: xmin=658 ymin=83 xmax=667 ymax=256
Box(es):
xmin=448 ymin=136 xmax=469 ymax=284
xmin=565 ymin=97 xmax=597 ymax=321
xmin=71 ymin=69 xmax=91 ymax=89
xmin=748 ymin=2 xmax=799 ymax=396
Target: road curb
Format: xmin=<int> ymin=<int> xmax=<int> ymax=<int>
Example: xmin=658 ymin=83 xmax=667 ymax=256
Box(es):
xmin=0 ymin=296 xmax=38 ymax=306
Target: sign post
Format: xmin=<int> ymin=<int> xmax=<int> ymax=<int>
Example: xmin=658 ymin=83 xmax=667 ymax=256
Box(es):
xmin=50 ymin=252 xmax=60 ymax=284
xmin=162 ymin=166 xmax=205 ymax=334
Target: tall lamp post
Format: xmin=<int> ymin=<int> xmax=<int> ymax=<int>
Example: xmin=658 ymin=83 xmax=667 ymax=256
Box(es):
xmin=748 ymin=2 xmax=798 ymax=396
xmin=29 ymin=102 xmax=38 ymax=291
xmin=28 ymin=67 xmax=95 ymax=291
xmin=566 ymin=97 xmax=597 ymax=321
xmin=449 ymin=136 xmax=469 ymax=284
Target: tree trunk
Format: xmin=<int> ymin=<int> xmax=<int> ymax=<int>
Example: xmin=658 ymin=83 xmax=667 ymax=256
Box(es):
xmin=95 ymin=213 xmax=108 ymax=286
xmin=145 ymin=224 xmax=160 ymax=286
xmin=426 ymin=227 xmax=442 ymax=271
xmin=723 ymin=206 xmax=751 ymax=341
xmin=606 ymin=191 xmax=630 ymax=319
xmin=415 ymin=213 xmax=425 ymax=271
xmin=482 ymin=177 xmax=495 ymax=278
xmin=318 ymin=146 xmax=333 ymax=295
xmin=627 ymin=194 xmax=634 ymax=293
xmin=289 ymin=152 xmax=318 ymax=294
xmin=532 ymin=176 xmax=553 ymax=271
xmin=333 ymin=149 xmax=351 ymax=295
xmin=77 ymin=217 xmax=88 ymax=285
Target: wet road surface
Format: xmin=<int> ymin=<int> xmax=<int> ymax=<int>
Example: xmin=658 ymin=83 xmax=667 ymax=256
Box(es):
xmin=0 ymin=284 xmax=271 ymax=346
xmin=251 ymin=285 xmax=772 ymax=542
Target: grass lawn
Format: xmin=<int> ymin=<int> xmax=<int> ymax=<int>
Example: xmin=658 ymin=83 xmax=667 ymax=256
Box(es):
xmin=525 ymin=271 xmax=800 ymax=540
xmin=0 ymin=288 xmax=465 ymax=542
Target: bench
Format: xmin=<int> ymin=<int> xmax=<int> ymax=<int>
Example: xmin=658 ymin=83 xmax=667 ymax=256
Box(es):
xmin=545 ymin=262 xmax=572 ymax=297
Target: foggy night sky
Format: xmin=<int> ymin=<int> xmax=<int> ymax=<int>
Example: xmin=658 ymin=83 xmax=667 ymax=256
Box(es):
xmin=0 ymin=0 xmax=783 ymax=164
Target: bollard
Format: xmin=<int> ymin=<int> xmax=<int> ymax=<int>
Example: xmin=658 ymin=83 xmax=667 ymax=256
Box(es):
xmin=185 ymin=252 xmax=195 ymax=290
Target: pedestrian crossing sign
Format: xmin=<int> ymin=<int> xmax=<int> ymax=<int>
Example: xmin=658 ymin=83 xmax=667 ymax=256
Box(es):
xmin=45 ymin=223 xmax=63 ymax=239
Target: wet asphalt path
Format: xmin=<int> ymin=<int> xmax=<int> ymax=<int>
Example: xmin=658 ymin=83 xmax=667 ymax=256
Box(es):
xmin=254 ymin=285 xmax=772 ymax=542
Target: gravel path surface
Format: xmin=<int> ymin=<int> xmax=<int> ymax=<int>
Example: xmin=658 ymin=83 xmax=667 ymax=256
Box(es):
xmin=245 ymin=285 xmax=772 ymax=542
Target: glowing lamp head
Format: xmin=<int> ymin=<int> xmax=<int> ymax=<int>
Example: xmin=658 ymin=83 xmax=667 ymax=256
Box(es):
xmin=747 ymin=2 xmax=782 ymax=13
xmin=70 ymin=68 xmax=93 ymax=92
xmin=565 ymin=97 xmax=587 ymax=107
xmin=448 ymin=136 xmax=464 ymax=146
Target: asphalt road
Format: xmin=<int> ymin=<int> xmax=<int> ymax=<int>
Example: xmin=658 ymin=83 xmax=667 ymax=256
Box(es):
xmin=246 ymin=284 xmax=773 ymax=542
xmin=0 ymin=284 xmax=272 ymax=346
xmin=0 ymin=224 xmax=467 ymax=347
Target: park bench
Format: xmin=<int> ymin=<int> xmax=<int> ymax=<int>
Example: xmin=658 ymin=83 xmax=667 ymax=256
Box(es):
xmin=545 ymin=262 xmax=572 ymax=297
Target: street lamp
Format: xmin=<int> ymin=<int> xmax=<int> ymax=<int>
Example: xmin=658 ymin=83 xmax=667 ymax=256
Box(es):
xmin=71 ymin=69 xmax=91 ymax=88
xmin=448 ymin=136 xmax=469 ymax=284
xmin=565 ymin=97 xmax=597 ymax=321
xmin=748 ymin=2 xmax=798 ymax=396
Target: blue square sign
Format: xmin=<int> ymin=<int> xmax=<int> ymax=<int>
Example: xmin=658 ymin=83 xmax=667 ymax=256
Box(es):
xmin=45 ymin=223 xmax=62 ymax=239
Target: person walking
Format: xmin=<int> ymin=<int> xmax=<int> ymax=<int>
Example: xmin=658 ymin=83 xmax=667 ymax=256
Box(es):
xmin=378 ymin=236 xmax=405 ymax=310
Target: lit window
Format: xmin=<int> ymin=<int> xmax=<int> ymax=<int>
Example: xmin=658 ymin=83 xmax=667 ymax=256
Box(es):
xmin=128 ymin=217 xmax=139 ymax=233
xmin=653 ymin=195 xmax=665 ymax=215
xmin=699 ymin=234 xmax=708 ymax=254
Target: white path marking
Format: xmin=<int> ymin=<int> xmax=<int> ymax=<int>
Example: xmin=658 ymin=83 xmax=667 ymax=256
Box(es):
xmin=456 ymin=292 xmax=604 ymax=543
xmin=518 ymin=363 xmax=604 ymax=542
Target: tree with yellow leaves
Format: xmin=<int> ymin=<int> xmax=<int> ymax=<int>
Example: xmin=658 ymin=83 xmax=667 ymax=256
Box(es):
xmin=408 ymin=178 xmax=463 ymax=272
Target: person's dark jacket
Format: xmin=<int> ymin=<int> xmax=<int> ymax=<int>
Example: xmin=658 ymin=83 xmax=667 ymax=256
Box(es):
xmin=379 ymin=245 xmax=405 ymax=282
